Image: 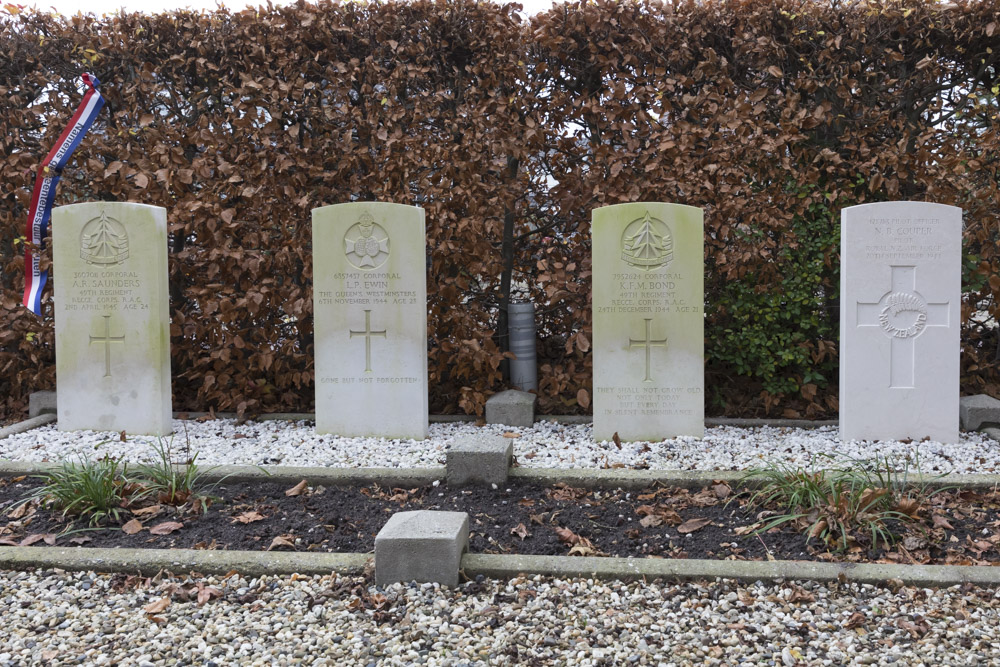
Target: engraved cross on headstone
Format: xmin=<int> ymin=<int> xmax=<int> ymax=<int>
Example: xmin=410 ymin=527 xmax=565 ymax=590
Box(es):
xmin=629 ymin=318 xmax=668 ymax=383
xmin=89 ymin=315 xmax=125 ymax=378
xmin=856 ymin=265 xmax=949 ymax=388
xmin=350 ymin=309 xmax=386 ymax=373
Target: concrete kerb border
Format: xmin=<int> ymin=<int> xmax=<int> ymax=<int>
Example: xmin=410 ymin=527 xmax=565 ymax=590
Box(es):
xmin=0 ymin=461 xmax=997 ymax=492
xmin=0 ymin=414 xmax=57 ymax=440
xmin=2 ymin=545 xmax=1000 ymax=589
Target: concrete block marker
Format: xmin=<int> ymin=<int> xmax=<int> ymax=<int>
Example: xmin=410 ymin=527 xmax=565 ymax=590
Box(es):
xmin=375 ymin=511 xmax=469 ymax=587
xmin=447 ymin=434 xmax=512 ymax=486
xmin=960 ymin=394 xmax=1000 ymax=431
xmin=28 ymin=391 xmax=57 ymax=418
xmin=485 ymin=390 xmax=535 ymax=428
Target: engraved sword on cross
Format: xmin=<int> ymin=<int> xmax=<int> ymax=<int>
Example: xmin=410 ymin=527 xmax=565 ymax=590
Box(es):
xmin=857 ymin=265 xmax=949 ymax=389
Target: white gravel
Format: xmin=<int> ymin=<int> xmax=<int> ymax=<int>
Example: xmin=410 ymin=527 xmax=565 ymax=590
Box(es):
xmin=1 ymin=419 xmax=998 ymax=474
xmin=1 ymin=569 xmax=999 ymax=665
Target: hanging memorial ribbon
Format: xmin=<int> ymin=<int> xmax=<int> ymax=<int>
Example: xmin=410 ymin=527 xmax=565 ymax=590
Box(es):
xmin=22 ymin=72 xmax=105 ymax=315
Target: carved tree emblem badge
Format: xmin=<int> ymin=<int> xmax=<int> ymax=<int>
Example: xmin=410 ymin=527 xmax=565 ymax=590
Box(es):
xmin=620 ymin=211 xmax=673 ymax=271
xmin=344 ymin=212 xmax=390 ymax=270
xmin=80 ymin=209 xmax=129 ymax=266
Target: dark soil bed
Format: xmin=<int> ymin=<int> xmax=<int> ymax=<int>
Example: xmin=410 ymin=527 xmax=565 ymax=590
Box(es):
xmin=2 ymin=476 xmax=999 ymax=566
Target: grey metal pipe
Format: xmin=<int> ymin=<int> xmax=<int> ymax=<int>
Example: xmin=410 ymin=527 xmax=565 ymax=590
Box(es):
xmin=508 ymin=301 xmax=538 ymax=392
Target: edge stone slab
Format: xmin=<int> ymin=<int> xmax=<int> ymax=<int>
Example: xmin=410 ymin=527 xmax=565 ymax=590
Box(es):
xmin=313 ymin=202 xmax=428 ymax=439
xmin=840 ymin=202 xmax=961 ymax=443
xmin=52 ymin=202 xmax=172 ymax=435
xmin=592 ymin=203 xmax=704 ymax=441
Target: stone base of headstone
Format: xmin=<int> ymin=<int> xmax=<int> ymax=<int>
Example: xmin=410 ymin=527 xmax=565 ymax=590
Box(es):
xmin=29 ymin=391 xmax=57 ymax=418
xmin=485 ymin=390 xmax=535 ymax=428
xmin=447 ymin=434 xmax=512 ymax=486
xmin=960 ymin=394 xmax=1000 ymax=431
xmin=375 ymin=511 xmax=469 ymax=588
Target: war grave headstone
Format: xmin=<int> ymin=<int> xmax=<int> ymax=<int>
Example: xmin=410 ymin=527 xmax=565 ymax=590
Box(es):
xmin=592 ymin=202 xmax=704 ymax=441
xmin=840 ymin=201 xmax=961 ymax=443
xmin=312 ymin=202 xmax=428 ymax=439
xmin=52 ymin=202 xmax=172 ymax=435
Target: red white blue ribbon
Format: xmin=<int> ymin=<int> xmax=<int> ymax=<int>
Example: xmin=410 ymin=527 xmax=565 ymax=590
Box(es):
xmin=22 ymin=73 xmax=105 ymax=316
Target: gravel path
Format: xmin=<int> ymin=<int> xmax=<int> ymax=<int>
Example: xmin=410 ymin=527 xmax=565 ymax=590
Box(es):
xmin=1 ymin=419 xmax=998 ymax=474
xmin=0 ymin=569 xmax=997 ymax=665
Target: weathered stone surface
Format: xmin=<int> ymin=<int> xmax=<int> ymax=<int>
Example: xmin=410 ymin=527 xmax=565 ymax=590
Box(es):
xmin=840 ymin=202 xmax=961 ymax=443
xmin=52 ymin=202 xmax=172 ymax=435
xmin=485 ymin=390 xmax=535 ymax=428
xmin=375 ymin=511 xmax=469 ymax=587
xmin=960 ymin=394 xmax=1000 ymax=431
xmin=592 ymin=203 xmax=704 ymax=441
xmin=312 ymin=202 xmax=427 ymax=439
xmin=446 ymin=434 xmax=512 ymax=486
xmin=28 ymin=391 xmax=57 ymax=418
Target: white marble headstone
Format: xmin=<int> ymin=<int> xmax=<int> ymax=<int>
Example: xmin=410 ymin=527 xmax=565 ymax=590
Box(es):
xmin=840 ymin=201 xmax=961 ymax=443
xmin=592 ymin=202 xmax=704 ymax=441
xmin=52 ymin=202 xmax=172 ymax=435
xmin=312 ymin=202 xmax=428 ymax=439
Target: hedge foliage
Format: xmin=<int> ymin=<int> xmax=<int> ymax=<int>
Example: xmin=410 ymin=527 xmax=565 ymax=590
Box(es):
xmin=1 ymin=0 xmax=999 ymax=420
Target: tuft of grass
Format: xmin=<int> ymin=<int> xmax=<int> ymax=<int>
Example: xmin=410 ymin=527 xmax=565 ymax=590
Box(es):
xmin=127 ymin=438 xmax=219 ymax=508
xmin=22 ymin=456 xmax=135 ymax=526
xmin=739 ymin=453 xmax=947 ymax=552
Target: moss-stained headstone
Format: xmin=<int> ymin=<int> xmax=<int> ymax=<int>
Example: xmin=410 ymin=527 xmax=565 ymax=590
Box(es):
xmin=312 ymin=203 xmax=428 ymax=439
xmin=52 ymin=202 xmax=172 ymax=435
xmin=840 ymin=202 xmax=961 ymax=443
xmin=592 ymin=203 xmax=704 ymax=441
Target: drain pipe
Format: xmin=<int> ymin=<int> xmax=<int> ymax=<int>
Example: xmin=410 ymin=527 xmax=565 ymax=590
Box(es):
xmin=508 ymin=301 xmax=538 ymax=392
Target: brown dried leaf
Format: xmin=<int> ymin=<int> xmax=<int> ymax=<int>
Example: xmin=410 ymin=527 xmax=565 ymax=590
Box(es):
xmin=268 ymin=534 xmax=296 ymax=551
xmin=132 ymin=505 xmax=162 ymax=517
xmin=511 ymin=523 xmax=530 ymax=540
xmin=143 ymin=597 xmax=171 ymax=615
xmin=149 ymin=521 xmax=183 ymax=536
xmin=677 ymin=518 xmax=711 ymax=534
xmin=285 ymin=480 xmax=309 ymax=497
xmin=232 ymin=511 xmax=266 ymax=524
xmin=122 ymin=519 xmax=143 ymax=535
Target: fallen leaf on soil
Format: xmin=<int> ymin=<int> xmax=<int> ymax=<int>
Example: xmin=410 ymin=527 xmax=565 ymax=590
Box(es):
xmin=0 ymin=538 xmax=18 ymax=546
xmin=144 ymin=597 xmax=170 ymax=615
xmin=149 ymin=521 xmax=183 ymax=535
xmin=132 ymin=505 xmax=162 ymax=517
xmin=232 ymin=511 xmax=265 ymax=524
xmin=122 ymin=519 xmax=144 ymax=535
xmin=285 ymin=480 xmax=308 ymax=497
xmin=932 ymin=514 xmax=954 ymax=530
xmin=712 ymin=481 xmax=732 ymax=499
xmin=553 ymin=526 xmax=584 ymax=545
xmin=567 ymin=543 xmax=601 ymax=557
xmin=194 ymin=539 xmax=218 ymax=550
xmin=895 ymin=497 xmax=922 ymax=518
xmin=20 ymin=533 xmax=56 ymax=546
xmin=677 ymin=518 xmax=711 ymax=534
xmin=639 ymin=515 xmax=663 ymax=528
xmin=69 ymin=536 xmax=92 ymax=545
xmin=902 ymin=535 xmax=927 ymax=550
xmin=7 ymin=503 xmax=31 ymax=520
xmin=268 ymin=534 xmax=296 ymax=551
xmin=511 ymin=523 xmax=530 ymax=540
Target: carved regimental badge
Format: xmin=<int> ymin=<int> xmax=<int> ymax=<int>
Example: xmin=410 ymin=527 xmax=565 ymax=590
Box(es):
xmin=344 ymin=212 xmax=390 ymax=270
xmin=80 ymin=209 xmax=129 ymax=266
xmin=621 ymin=211 xmax=673 ymax=271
